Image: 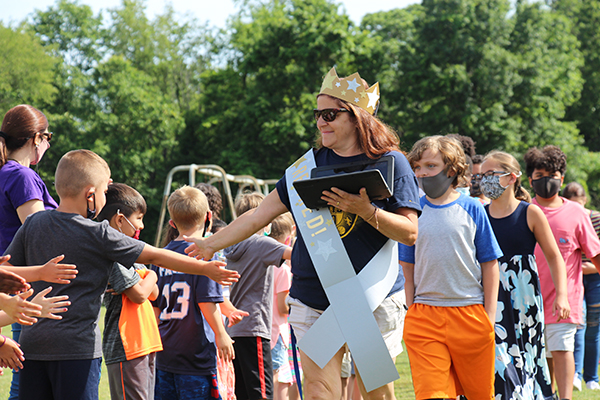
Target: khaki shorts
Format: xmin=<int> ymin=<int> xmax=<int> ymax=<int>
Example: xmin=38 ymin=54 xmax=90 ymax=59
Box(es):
xmin=545 ymin=323 xmax=577 ymax=355
xmin=287 ymin=290 xmax=407 ymax=359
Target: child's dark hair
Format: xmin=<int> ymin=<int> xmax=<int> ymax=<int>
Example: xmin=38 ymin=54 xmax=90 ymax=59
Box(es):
xmin=234 ymin=192 xmax=265 ymax=217
xmin=446 ymin=134 xmax=476 ymax=158
xmin=97 ymin=183 xmax=147 ymax=222
xmin=269 ymin=213 xmax=294 ymax=242
xmin=195 ymin=183 xmax=223 ymax=219
xmin=211 ymin=218 xmax=227 ymax=233
xmin=523 ymin=145 xmax=567 ymax=178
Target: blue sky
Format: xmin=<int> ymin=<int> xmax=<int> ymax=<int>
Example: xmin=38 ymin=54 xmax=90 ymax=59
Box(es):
xmin=2 ymin=0 xmax=419 ymax=28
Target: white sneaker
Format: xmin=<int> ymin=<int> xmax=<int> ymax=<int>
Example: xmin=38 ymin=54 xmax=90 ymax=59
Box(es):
xmin=586 ymin=380 xmax=600 ymax=390
xmin=574 ymin=376 xmax=582 ymax=391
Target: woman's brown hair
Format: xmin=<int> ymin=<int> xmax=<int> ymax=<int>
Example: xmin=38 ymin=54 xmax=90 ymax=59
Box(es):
xmin=315 ymin=94 xmax=401 ymax=159
xmin=0 ymin=105 xmax=49 ymax=168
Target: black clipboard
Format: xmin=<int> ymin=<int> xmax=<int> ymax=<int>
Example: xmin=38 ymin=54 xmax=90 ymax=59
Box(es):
xmin=293 ymin=156 xmax=394 ymax=209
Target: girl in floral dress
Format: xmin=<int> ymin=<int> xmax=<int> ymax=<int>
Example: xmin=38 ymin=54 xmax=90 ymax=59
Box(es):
xmin=481 ymin=151 xmax=570 ymax=399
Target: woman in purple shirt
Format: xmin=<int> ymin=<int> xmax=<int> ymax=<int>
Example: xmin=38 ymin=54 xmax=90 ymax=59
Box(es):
xmin=0 ymin=104 xmax=57 ymax=400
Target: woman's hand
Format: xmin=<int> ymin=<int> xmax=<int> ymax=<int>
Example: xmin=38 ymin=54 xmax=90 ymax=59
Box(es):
xmin=183 ymin=235 xmax=217 ymax=261
xmin=39 ymin=255 xmax=78 ymax=284
xmin=30 ymin=287 xmax=70 ymax=320
xmin=321 ymin=187 xmax=374 ymax=219
xmin=553 ymin=293 xmax=570 ymax=322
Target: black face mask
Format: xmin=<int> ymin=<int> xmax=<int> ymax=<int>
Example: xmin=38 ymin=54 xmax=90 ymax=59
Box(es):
xmin=87 ymin=193 xmax=96 ymax=219
xmin=417 ymin=169 xmax=455 ymax=199
xmin=531 ymin=176 xmax=562 ymax=199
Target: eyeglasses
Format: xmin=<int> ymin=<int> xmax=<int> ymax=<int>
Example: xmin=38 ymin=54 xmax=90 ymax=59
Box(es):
xmin=42 ymin=132 xmax=53 ymax=142
xmin=313 ymin=108 xmax=350 ymax=122
xmin=481 ymin=170 xmax=508 ymax=178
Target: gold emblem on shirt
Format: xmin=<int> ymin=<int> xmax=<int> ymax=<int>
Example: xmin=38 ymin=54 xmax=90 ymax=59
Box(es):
xmin=329 ymin=206 xmax=359 ymax=238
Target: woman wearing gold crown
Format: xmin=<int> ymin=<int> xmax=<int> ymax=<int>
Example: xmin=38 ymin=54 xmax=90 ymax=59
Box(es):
xmin=185 ymin=67 xmax=421 ymax=400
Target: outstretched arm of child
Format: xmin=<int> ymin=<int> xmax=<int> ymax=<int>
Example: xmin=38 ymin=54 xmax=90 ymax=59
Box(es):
xmin=0 ymin=256 xmax=28 ymax=294
xmin=218 ymin=299 xmax=249 ymax=327
xmin=481 ymin=259 xmax=499 ymax=325
xmin=1 ymin=255 xmax=78 ymax=285
xmin=123 ymin=270 xmax=158 ymax=304
xmin=400 ymin=261 xmax=415 ymax=308
xmin=137 ymin=245 xmax=239 ymax=286
xmin=199 ymin=302 xmax=234 ymax=362
xmin=0 ymin=287 xmax=70 ymax=326
xmin=0 ymin=335 xmax=24 ymax=371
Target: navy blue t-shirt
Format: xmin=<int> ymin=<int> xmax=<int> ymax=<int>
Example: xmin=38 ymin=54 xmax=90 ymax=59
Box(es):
xmin=276 ymin=148 xmax=421 ymax=310
xmin=151 ymin=240 xmax=223 ymax=376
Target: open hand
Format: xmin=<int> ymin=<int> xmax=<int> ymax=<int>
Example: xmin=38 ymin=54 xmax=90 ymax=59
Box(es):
xmin=0 ymin=256 xmax=28 ymax=294
xmin=40 ymin=255 xmax=78 ymax=284
xmin=203 ymin=260 xmax=239 ymax=286
xmin=0 ymin=291 xmax=42 ymax=325
xmin=31 ymin=287 xmax=70 ymax=320
xmin=183 ymin=235 xmax=216 ymax=261
xmin=0 ymin=336 xmax=24 ymax=371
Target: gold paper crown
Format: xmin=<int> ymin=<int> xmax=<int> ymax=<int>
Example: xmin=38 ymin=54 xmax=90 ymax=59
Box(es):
xmin=319 ymin=67 xmax=380 ymax=115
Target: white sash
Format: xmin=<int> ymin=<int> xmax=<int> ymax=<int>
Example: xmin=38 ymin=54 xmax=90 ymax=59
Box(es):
xmin=286 ymin=149 xmax=399 ymax=391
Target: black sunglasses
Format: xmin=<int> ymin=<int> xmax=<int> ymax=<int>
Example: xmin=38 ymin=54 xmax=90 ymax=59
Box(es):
xmin=313 ymin=108 xmax=350 ymax=122
xmin=42 ymin=132 xmax=53 ymax=142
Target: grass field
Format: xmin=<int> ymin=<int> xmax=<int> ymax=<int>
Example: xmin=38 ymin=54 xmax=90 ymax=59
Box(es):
xmin=0 ymin=314 xmax=598 ymax=399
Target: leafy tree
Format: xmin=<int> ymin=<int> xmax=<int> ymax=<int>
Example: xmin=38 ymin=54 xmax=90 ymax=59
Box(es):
xmin=0 ymin=23 xmax=57 ymax=115
xmin=183 ymin=0 xmax=358 ymax=178
xmin=549 ymin=0 xmax=600 ymax=151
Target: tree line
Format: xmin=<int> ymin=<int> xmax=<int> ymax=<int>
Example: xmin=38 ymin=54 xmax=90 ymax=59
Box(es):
xmin=2 ymin=0 xmax=599 ymax=241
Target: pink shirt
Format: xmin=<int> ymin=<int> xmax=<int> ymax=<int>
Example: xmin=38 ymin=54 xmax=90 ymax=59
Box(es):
xmin=271 ymin=261 xmax=292 ymax=348
xmin=534 ymin=197 xmax=600 ymax=325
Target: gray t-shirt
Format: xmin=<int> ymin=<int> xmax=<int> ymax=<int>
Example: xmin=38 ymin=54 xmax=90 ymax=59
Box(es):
xmin=4 ymin=210 xmax=145 ymax=361
xmin=102 ymin=262 xmax=143 ymax=365
xmin=398 ymin=195 xmax=503 ymax=307
xmin=224 ymin=234 xmax=288 ymax=339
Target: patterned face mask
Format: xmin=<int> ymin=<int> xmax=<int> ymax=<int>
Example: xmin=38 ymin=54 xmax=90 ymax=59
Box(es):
xmin=480 ymin=173 xmax=510 ymax=200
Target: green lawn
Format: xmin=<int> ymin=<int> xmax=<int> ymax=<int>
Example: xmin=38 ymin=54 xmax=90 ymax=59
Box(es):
xmin=0 ymin=316 xmax=598 ymax=400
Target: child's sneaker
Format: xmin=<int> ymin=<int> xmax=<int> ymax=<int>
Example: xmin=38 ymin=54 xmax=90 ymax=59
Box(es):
xmin=586 ymin=380 xmax=600 ymax=390
xmin=574 ymin=375 xmax=582 ymax=391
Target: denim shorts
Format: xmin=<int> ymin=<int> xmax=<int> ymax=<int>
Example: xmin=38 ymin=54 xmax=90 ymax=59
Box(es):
xmin=271 ymin=335 xmax=287 ymax=372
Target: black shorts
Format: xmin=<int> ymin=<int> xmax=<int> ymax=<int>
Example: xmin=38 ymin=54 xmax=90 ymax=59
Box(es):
xmin=232 ymin=336 xmax=273 ymax=400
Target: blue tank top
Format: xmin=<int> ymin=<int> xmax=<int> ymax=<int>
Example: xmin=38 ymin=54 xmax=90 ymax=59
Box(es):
xmin=485 ymin=201 xmax=537 ymax=261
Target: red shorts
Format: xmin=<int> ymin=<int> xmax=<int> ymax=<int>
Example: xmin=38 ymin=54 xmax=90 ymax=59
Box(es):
xmin=403 ymin=303 xmax=495 ymax=399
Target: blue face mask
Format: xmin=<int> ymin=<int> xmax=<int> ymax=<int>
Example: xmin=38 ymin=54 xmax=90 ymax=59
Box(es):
xmin=456 ymin=187 xmax=470 ymax=196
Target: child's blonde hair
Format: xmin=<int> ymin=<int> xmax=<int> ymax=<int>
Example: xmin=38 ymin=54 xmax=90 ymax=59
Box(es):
xmin=234 ymin=192 xmax=265 ymax=217
xmin=55 ymin=149 xmax=111 ymax=198
xmin=269 ymin=212 xmax=294 ymax=242
xmin=407 ymin=135 xmax=469 ymax=188
xmin=484 ymin=150 xmax=531 ymax=202
xmin=168 ymin=186 xmax=209 ymax=231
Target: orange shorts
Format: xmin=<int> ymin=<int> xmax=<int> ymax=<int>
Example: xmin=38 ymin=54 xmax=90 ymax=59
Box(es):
xmin=403 ymin=303 xmax=495 ymax=400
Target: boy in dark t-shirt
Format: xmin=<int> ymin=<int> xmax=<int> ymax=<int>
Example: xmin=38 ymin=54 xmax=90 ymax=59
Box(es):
xmin=152 ymin=186 xmax=235 ymax=400
xmin=224 ymin=193 xmax=292 ymax=400
xmin=4 ymin=150 xmax=238 ymax=400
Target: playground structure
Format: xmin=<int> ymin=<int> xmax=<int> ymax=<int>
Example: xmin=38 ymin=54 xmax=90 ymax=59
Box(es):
xmin=154 ymin=164 xmax=278 ymax=247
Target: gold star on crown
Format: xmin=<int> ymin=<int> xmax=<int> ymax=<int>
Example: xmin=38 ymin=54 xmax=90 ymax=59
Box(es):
xmin=319 ymin=67 xmax=380 ymax=114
